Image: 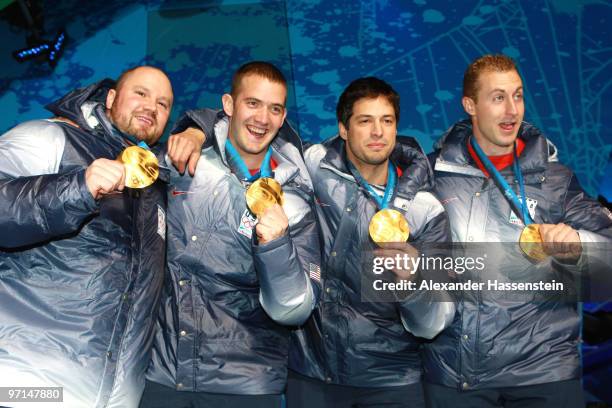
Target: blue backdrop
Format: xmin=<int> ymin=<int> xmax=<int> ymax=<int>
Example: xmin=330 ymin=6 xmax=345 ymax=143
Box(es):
xmin=1 ymin=0 xmax=611 ymax=402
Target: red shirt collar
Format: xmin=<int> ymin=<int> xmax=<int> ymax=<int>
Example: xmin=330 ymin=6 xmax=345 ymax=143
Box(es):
xmin=467 ymin=138 xmax=525 ymax=177
xmin=248 ymin=157 xmax=278 ymax=176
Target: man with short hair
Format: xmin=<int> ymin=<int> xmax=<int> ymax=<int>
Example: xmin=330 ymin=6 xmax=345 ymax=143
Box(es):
xmin=141 ymin=61 xmax=321 ymax=407
xmin=0 ymin=66 xmax=174 ymax=407
xmin=287 ymin=77 xmax=455 ymax=408
xmin=424 ymin=54 xmax=612 ymax=407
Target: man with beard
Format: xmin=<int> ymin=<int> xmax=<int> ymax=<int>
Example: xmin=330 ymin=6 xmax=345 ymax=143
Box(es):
xmin=424 ymin=54 xmax=612 ymax=407
xmin=0 ymin=66 xmax=173 ymax=408
xmin=141 ymin=61 xmax=321 ymax=407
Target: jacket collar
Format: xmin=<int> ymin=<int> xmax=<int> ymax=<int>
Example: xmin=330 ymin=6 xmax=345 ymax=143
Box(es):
xmin=320 ymin=134 xmax=434 ymax=200
xmin=211 ymin=113 xmax=311 ymax=190
xmin=45 ymin=79 xmax=115 ymax=131
xmin=433 ymin=119 xmax=553 ymax=177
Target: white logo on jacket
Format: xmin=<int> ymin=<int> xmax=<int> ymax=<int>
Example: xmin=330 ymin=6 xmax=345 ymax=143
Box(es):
xmin=157 ymin=205 xmax=166 ymax=239
xmin=509 ymin=197 xmax=537 ymax=225
xmin=238 ymin=209 xmax=258 ymax=239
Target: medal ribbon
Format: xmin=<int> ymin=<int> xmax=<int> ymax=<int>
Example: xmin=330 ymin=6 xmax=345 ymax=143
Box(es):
xmin=470 ymin=137 xmax=533 ymax=226
xmin=225 ymin=139 xmax=273 ymax=182
xmin=346 ymin=160 xmax=397 ymax=210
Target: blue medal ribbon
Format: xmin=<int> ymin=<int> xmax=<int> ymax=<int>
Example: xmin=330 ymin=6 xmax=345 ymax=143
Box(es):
xmin=470 ymin=137 xmax=532 ymax=226
xmin=346 ymin=160 xmax=397 ymax=210
xmin=225 ymin=139 xmax=273 ymax=182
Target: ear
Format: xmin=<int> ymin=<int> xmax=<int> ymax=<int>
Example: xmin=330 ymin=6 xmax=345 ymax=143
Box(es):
xmin=281 ymin=107 xmax=288 ymax=124
xmin=462 ymin=96 xmax=476 ymax=116
xmin=338 ymin=122 xmax=348 ymax=140
xmin=222 ymin=94 xmax=234 ymax=117
xmin=106 ymin=89 xmax=117 ymax=110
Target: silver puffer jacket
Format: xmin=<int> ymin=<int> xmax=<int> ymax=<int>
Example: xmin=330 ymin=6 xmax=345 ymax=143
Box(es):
xmin=0 ymin=80 xmax=168 ymax=407
xmin=289 ymin=135 xmax=456 ymax=387
xmin=146 ymin=109 xmax=322 ymax=395
xmin=424 ymin=119 xmax=612 ymax=390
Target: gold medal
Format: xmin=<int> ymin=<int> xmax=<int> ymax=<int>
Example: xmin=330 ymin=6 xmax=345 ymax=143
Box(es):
xmin=369 ymin=208 xmax=410 ymax=244
xmin=245 ymin=177 xmax=284 ymax=218
xmin=117 ymin=145 xmax=159 ymax=189
xmin=519 ymin=224 xmax=548 ymax=262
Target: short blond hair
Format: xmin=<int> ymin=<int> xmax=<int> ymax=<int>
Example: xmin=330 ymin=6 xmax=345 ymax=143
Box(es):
xmin=463 ymin=55 xmax=519 ymax=101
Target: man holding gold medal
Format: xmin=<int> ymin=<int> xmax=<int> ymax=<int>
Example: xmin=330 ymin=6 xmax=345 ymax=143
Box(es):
xmin=424 ymin=55 xmax=612 ymax=407
xmin=141 ymin=61 xmax=321 ymax=407
xmin=286 ymin=77 xmax=456 ymax=407
xmin=0 ymin=66 xmax=174 ymax=407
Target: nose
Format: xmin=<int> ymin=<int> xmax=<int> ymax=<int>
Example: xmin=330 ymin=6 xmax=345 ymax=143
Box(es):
xmin=254 ymin=107 xmax=269 ymax=124
xmin=141 ymin=96 xmax=157 ymax=116
xmin=506 ymin=98 xmax=518 ymax=116
xmin=371 ymin=119 xmax=383 ymax=138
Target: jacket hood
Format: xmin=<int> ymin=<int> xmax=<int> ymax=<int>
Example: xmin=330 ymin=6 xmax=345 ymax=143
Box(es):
xmin=321 ymin=134 xmax=434 ymax=199
xmin=433 ymin=119 xmax=557 ymax=175
xmin=45 ymin=79 xmax=115 ymax=129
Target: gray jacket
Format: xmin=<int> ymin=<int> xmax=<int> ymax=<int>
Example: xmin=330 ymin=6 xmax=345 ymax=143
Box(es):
xmin=146 ymin=110 xmax=322 ymax=395
xmin=289 ymin=135 xmax=455 ymax=387
xmin=424 ymin=119 xmax=612 ymax=390
xmin=0 ymin=80 xmax=168 ymax=408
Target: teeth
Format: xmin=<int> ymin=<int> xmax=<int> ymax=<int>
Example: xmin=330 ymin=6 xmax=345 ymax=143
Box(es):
xmin=247 ymin=125 xmax=266 ymax=136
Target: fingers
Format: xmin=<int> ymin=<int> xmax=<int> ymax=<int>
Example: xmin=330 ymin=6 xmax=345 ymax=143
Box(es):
xmin=188 ymin=151 xmax=200 ymax=176
xmin=539 ymin=223 xmax=582 ymax=262
xmin=255 ymin=204 xmax=288 ymax=244
xmin=85 ymin=159 xmax=126 ymax=199
xmin=168 ymin=128 xmax=206 ymax=175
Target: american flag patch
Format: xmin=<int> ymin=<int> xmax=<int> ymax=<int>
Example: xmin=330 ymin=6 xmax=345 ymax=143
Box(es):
xmin=309 ymin=263 xmax=321 ymax=282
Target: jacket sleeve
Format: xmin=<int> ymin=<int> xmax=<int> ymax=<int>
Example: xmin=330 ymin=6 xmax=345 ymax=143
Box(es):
xmin=553 ymin=172 xmax=612 ymax=289
xmin=252 ymin=199 xmax=322 ymax=326
xmin=563 ymin=173 xmax=612 ymax=242
xmin=397 ymin=205 xmax=456 ymax=339
xmin=0 ymin=121 xmax=98 ymax=248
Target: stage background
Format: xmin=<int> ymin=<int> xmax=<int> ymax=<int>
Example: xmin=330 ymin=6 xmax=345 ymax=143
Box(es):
xmin=1 ymin=0 xmax=610 ymax=402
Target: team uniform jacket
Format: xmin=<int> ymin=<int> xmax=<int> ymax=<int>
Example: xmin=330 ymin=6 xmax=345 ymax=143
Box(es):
xmin=289 ymin=135 xmax=456 ymax=387
xmin=0 ymin=80 xmax=168 ymax=407
xmin=146 ymin=109 xmax=322 ymax=395
xmin=424 ymin=119 xmax=612 ymax=390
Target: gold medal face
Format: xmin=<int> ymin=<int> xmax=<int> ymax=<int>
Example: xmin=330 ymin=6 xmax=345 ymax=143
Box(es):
xmin=245 ymin=177 xmax=284 ymax=218
xmin=118 ymin=145 xmax=159 ymax=189
xmin=369 ymin=208 xmax=410 ymax=244
xmin=519 ymin=224 xmax=548 ymax=262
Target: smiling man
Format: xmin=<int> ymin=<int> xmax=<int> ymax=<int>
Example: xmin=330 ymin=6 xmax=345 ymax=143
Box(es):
xmin=0 ymin=66 xmax=173 ymax=407
xmin=141 ymin=61 xmax=321 ymax=408
xmin=424 ymin=54 xmax=612 ymax=407
xmin=286 ymin=77 xmax=455 ymax=408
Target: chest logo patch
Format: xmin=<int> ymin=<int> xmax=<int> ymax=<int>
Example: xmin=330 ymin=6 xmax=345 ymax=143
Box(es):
xmin=237 ymin=209 xmax=258 ymax=239
xmin=509 ymin=197 xmax=537 ymax=226
xmin=157 ymin=205 xmax=166 ymax=239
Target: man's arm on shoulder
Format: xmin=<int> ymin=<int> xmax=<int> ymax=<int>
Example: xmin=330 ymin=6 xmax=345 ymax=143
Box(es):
xmin=167 ymin=109 xmax=220 ymax=175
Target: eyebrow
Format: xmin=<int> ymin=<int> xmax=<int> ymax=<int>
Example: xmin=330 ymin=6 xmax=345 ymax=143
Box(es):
xmin=245 ymin=97 xmax=285 ymax=108
xmin=489 ymin=86 xmax=523 ymax=95
xmin=133 ymin=85 xmax=172 ymax=102
xmin=354 ymin=114 xmax=395 ymax=119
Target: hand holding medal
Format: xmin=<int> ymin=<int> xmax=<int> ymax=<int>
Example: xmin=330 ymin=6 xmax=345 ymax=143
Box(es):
xmin=117 ymin=143 xmax=159 ymax=188
xmin=347 ymin=160 xmax=410 ymax=245
xmin=226 ymin=138 xmax=286 ymax=241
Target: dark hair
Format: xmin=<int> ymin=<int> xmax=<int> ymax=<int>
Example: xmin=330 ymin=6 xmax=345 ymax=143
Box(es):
xmin=231 ymin=61 xmax=287 ymax=96
xmin=336 ymin=77 xmax=400 ymax=129
xmin=463 ymin=54 xmax=519 ymax=101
